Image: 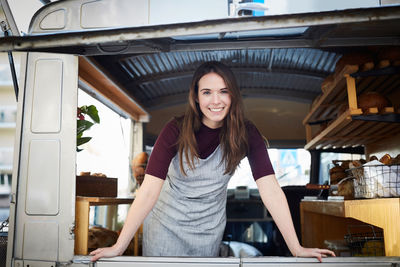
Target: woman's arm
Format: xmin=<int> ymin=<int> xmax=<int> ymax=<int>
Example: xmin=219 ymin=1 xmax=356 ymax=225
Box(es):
xmin=256 ymin=174 xmax=335 ymax=262
xmin=90 ymin=174 xmax=164 ymax=261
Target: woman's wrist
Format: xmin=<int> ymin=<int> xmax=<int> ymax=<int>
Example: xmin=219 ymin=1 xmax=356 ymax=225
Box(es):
xmin=289 ymin=243 xmax=303 ymax=257
xmin=112 ymin=242 xmax=126 ymax=256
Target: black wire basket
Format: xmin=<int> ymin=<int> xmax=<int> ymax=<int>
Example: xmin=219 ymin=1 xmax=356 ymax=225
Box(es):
xmin=344 ymin=225 xmax=385 ymax=256
xmin=349 ymin=164 xmax=400 ymax=198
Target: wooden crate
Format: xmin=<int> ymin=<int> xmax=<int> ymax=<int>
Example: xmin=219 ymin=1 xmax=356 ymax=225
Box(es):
xmin=76 ymin=176 xmax=117 ymax=197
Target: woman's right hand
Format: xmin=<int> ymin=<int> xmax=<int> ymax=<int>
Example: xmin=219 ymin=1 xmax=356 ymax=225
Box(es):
xmin=89 ymin=245 xmax=123 ymax=262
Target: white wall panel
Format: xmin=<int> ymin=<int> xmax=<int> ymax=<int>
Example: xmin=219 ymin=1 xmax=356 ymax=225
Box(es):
xmin=23 ymin=221 xmax=58 ymax=261
xmin=39 ymin=8 xmax=67 ymax=30
xmin=81 ymin=0 xmax=149 ymax=28
xmin=31 ymin=59 xmax=63 ymax=133
xmin=25 ymin=139 xmax=60 ymax=215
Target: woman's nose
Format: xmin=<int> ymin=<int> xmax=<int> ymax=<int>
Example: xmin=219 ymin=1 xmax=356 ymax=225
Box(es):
xmin=212 ymin=92 xmax=220 ymax=104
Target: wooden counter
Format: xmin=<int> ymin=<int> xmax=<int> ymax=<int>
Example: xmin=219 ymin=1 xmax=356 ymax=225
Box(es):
xmin=75 ymin=196 xmax=134 ymax=255
xmin=300 ymin=198 xmax=400 ymax=256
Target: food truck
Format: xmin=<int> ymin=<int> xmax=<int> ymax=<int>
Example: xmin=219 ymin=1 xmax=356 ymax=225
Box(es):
xmin=0 ymin=0 xmax=399 ymax=266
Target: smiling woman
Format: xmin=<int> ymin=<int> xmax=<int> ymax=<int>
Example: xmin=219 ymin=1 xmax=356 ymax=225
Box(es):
xmin=90 ymin=61 xmax=335 ymax=262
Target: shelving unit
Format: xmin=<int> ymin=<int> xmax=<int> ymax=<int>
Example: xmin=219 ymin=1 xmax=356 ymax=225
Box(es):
xmin=300 ymin=198 xmax=400 ymax=256
xmin=303 ymin=62 xmax=400 ymax=150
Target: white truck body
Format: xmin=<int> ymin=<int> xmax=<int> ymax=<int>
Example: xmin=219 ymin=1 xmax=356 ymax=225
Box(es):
xmin=0 ymin=0 xmax=400 ymax=266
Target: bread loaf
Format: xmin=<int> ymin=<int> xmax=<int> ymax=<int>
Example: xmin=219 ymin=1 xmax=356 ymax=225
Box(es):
xmin=379 ymin=154 xmax=392 ymax=165
xmin=340 ymin=160 xmax=351 ymax=170
xmin=88 ymin=226 xmax=118 ymax=251
xmin=132 ymin=152 xmax=148 ymax=186
xmin=330 ymin=165 xmax=346 ymax=184
xmin=338 ymin=179 xmax=354 ymax=199
xmin=391 ymin=154 xmax=400 ymax=165
xmin=133 ymin=152 xmax=148 ymax=167
xmin=335 ymin=53 xmax=374 ymax=73
xmin=368 ymin=155 xmax=378 ymax=162
xmin=358 ymin=92 xmax=391 ymax=113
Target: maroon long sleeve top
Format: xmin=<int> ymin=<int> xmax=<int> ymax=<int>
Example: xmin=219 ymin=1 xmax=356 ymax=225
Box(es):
xmin=146 ymin=118 xmax=274 ymax=180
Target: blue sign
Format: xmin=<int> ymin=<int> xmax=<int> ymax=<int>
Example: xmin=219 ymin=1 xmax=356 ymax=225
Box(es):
xmin=279 ymin=149 xmax=297 ymax=168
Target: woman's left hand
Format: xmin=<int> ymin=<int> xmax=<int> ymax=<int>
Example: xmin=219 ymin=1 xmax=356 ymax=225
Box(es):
xmin=295 ymin=246 xmax=336 ymax=262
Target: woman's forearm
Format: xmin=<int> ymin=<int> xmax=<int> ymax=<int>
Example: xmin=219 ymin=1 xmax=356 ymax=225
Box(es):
xmin=256 ymin=175 xmax=301 ymax=256
xmin=114 ymin=174 xmax=164 ymax=254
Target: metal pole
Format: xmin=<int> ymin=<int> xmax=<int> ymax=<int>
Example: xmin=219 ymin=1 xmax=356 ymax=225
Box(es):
xmin=1 ymin=21 xmax=19 ymax=101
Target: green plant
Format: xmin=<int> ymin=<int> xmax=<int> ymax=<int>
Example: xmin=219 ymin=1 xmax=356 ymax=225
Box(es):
xmin=77 ymin=105 xmax=100 ymax=152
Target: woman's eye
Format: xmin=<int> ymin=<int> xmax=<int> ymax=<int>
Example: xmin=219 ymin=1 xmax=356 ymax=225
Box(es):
xmin=202 ymin=91 xmax=210 ymax=95
xmin=221 ymin=90 xmax=229 ymax=94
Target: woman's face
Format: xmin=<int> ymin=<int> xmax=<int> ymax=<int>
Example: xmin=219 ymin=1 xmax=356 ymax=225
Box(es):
xmin=197 ymin=72 xmax=231 ymax=129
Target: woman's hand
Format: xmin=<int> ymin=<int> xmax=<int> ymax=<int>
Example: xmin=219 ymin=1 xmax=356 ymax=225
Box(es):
xmin=89 ymin=245 xmax=123 ymax=262
xmin=294 ymin=246 xmax=336 ymax=262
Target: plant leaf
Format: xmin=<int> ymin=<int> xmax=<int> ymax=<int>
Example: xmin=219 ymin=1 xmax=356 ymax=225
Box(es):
xmin=77 ymin=136 xmax=92 ymax=146
xmin=86 ymin=105 xmax=100 ymax=123
xmin=77 ymin=119 xmax=94 ymax=136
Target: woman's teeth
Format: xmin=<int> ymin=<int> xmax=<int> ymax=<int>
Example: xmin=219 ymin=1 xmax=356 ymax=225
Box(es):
xmin=210 ymin=108 xmax=223 ymax=112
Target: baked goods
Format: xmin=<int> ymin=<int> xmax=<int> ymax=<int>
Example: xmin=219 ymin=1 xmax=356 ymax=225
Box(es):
xmin=88 ymin=226 xmax=118 ymax=251
xmin=92 ymin=172 xmax=107 ymax=177
xmin=133 ymin=152 xmax=148 ymax=166
xmin=391 ymin=154 xmax=400 ymax=165
xmin=340 ymin=160 xmax=351 ymax=170
xmin=79 ymin=171 xmax=107 ymax=177
xmin=132 ymin=152 xmax=149 ymax=185
xmin=379 ymin=154 xmax=392 ymax=165
xmin=335 ymin=52 xmax=374 ymax=73
xmin=330 ymin=165 xmax=346 ymax=184
xmin=368 ymin=155 xmax=378 ymax=162
xmin=338 ymin=179 xmax=354 ymax=199
xmin=357 ymin=92 xmax=391 ymax=113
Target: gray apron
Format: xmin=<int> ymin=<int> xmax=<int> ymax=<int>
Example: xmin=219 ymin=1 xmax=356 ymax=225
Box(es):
xmin=143 ymin=145 xmax=231 ymax=256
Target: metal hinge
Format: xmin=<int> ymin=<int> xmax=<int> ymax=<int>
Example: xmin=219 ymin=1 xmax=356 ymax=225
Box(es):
xmin=69 ymin=223 xmax=75 ymax=240
xmin=10 ymin=193 xmax=16 ymax=204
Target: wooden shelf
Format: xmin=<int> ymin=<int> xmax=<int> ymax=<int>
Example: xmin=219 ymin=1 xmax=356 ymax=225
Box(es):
xmin=75 ymin=196 xmax=134 ymax=255
xmin=304 ymin=109 xmax=400 ymax=150
xmin=300 ymin=198 xmax=400 ymax=256
xmin=303 ymin=61 xmax=400 ymax=150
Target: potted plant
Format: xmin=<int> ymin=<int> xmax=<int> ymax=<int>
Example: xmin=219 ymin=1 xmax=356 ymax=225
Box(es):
xmin=77 ymin=105 xmax=100 ymax=152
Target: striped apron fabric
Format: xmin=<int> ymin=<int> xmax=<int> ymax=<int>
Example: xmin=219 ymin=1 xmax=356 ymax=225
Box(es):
xmin=143 ymin=145 xmax=232 ymax=256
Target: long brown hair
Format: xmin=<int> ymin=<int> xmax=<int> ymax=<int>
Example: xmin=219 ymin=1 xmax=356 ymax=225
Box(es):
xmin=177 ymin=61 xmax=248 ymax=175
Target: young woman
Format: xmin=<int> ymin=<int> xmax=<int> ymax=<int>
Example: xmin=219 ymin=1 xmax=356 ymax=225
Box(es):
xmin=90 ymin=61 xmax=335 ymax=262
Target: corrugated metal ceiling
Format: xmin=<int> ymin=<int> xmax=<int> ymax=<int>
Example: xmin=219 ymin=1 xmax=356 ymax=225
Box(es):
xmin=95 ymin=48 xmax=340 ymax=110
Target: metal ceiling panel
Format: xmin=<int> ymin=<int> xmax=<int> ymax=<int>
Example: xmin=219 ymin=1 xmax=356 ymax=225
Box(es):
xmin=94 ymin=48 xmax=340 ymax=110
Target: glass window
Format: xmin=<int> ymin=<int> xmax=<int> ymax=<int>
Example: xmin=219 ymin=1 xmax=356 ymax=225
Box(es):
xmin=228 ymin=148 xmax=311 ymax=189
